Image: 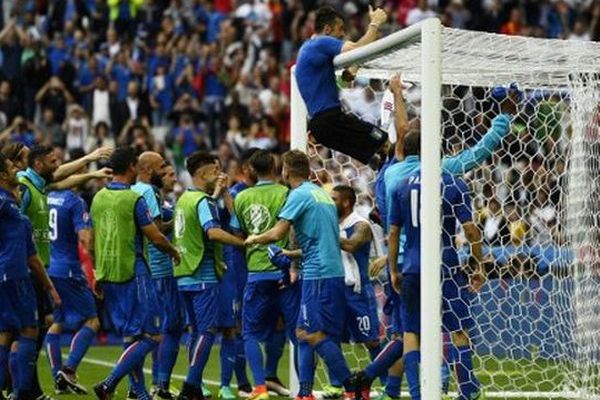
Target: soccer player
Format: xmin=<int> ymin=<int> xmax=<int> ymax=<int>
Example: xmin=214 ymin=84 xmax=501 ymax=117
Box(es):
xmin=173 ymin=152 xmax=245 ymax=400
xmin=91 ymin=147 xmax=180 ymax=400
xmin=0 ymin=152 xmax=61 ymax=400
xmin=245 ymin=150 xmax=355 ymax=400
xmin=295 ymin=5 xmax=389 ymax=165
xmin=388 ymin=131 xmax=485 ymax=400
xmin=232 ymin=150 xmax=300 ymax=400
xmin=320 ymin=185 xmax=383 ymax=399
xmin=130 ymin=152 xmax=180 ymax=399
xmin=44 ymin=150 xmax=104 ymax=395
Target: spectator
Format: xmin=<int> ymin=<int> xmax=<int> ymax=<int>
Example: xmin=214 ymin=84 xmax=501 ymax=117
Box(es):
xmin=0 ymin=116 xmax=37 ymax=147
xmin=108 ymin=0 xmax=144 ymax=37
xmin=35 ymin=76 xmax=75 ymax=124
xmin=149 ymin=64 xmax=174 ymax=127
xmin=88 ymin=121 xmax=116 ymax=151
xmin=406 ymin=0 xmax=438 ymax=26
xmin=64 ymin=104 xmax=91 ymax=152
xmin=0 ymin=81 xmax=22 ymax=128
xmin=39 ymin=108 xmax=65 ymax=148
xmin=225 ymin=115 xmax=248 ymax=156
xmin=113 ymin=80 xmax=150 ymax=134
xmin=172 ymin=113 xmax=207 ymax=159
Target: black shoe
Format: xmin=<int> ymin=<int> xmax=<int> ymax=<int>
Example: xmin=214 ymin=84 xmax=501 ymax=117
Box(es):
xmin=56 ymin=370 xmax=88 ymax=395
xmin=93 ymin=383 xmax=112 ymax=400
xmin=237 ymin=384 xmax=253 ymax=398
xmin=353 ymin=371 xmax=371 ymax=400
xmin=127 ymin=390 xmax=138 ymax=400
xmin=176 ymin=383 xmax=203 ymax=400
xmin=265 ymin=377 xmax=290 ymax=397
xmin=154 ymin=389 xmax=176 ymax=400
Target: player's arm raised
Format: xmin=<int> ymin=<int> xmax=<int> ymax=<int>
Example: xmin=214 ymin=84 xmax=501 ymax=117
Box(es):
xmin=48 ymin=167 xmax=113 ymax=191
xmin=341 ymin=6 xmax=387 ymax=53
xmin=52 ymin=146 xmax=113 ymax=182
xmin=340 ymin=221 xmax=372 ymax=253
xmin=246 ymin=219 xmax=292 ymax=246
xmin=390 ymin=74 xmax=409 ymax=160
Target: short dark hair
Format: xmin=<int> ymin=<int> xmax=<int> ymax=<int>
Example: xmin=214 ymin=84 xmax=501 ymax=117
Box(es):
xmin=282 ymin=150 xmax=310 ymax=179
xmin=249 ymin=150 xmax=274 ymax=176
xmin=315 ymin=6 xmax=343 ymax=33
xmin=0 ymin=152 xmax=9 ymax=175
xmin=240 ymin=147 xmax=260 ymax=166
xmin=28 ymin=145 xmax=54 ymax=167
xmin=0 ymin=142 xmax=24 ymax=162
xmin=186 ymin=151 xmax=219 ymax=176
xmin=404 ymin=130 xmax=421 ymax=157
xmin=333 ymin=185 xmax=356 ymax=208
xmin=69 ymin=147 xmax=86 ymax=162
xmin=110 ymin=146 xmax=138 ymax=175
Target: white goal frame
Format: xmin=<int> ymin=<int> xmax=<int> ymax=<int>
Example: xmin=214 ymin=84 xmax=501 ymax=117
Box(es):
xmin=289 ymin=18 xmax=444 ymax=400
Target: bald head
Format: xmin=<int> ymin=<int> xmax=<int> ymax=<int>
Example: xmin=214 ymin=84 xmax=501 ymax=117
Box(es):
xmin=138 ymin=151 xmax=166 ymax=188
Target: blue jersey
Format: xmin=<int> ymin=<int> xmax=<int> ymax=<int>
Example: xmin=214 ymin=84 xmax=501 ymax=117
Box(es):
xmin=18 ymin=167 xmax=47 ymax=213
xmin=342 ymin=221 xmax=371 ymax=284
xmin=389 ymin=172 xmax=472 ymax=275
xmin=131 ymin=182 xmax=170 ymax=278
xmin=278 ymin=181 xmax=344 ymax=280
xmin=178 ymin=192 xmax=222 ymax=288
xmin=47 ymin=190 xmax=92 ymax=279
xmin=0 ymin=187 xmax=36 ymax=281
xmin=295 ymin=35 xmax=343 ymax=117
xmin=150 ymin=200 xmax=174 ymax=278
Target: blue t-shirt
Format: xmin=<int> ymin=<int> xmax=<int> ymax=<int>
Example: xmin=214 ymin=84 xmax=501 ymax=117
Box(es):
xmin=343 ymin=222 xmax=371 ymax=284
xmin=295 ymin=35 xmax=343 ymax=117
xmin=95 ymin=182 xmax=154 ymax=276
xmin=278 ymin=181 xmax=344 ymax=280
xmin=150 ymin=201 xmax=174 ymax=277
xmin=178 ymin=192 xmax=222 ymax=288
xmin=110 ymin=63 xmax=133 ymax=101
xmin=389 ymin=172 xmax=472 ymax=275
xmin=18 ymin=168 xmax=47 ymax=214
xmin=0 ymin=188 xmax=36 ymax=281
xmin=47 ymin=190 xmax=92 ymax=279
xmin=131 ymin=182 xmax=170 ymax=278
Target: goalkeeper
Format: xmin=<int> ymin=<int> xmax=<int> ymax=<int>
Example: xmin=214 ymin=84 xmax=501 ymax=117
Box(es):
xmin=295 ymin=5 xmax=389 ymax=166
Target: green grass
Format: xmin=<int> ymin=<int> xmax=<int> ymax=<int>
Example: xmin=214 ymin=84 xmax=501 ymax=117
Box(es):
xmin=34 ymin=344 xmax=574 ymax=400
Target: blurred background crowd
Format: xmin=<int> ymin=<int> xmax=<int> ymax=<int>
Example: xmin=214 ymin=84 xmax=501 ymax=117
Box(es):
xmin=0 ymin=0 xmax=583 ymax=250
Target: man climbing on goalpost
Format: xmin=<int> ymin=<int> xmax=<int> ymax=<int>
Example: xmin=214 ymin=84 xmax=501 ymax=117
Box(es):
xmin=295 ymin=5 xmax=389 ymax=166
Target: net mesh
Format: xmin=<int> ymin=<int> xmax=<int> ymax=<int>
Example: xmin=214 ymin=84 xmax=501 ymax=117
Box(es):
xmin=300 ymin=26 xmax=600 ymax=399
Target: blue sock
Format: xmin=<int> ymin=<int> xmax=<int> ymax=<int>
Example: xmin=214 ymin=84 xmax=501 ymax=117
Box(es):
xmin=158 ymin=333 xmax=180 ymax=390
xmin=65 ymin=326 xmax=95 ymax=372
xmin=404 ymin=351 xmax=420 ymax=400
xmin=385 ymin=375 xmax=402 ymax=398
xmin=9 ymin=350 xmax=18 ymax=390
xmin=0 ymin=344 xmax=8 ymax=390
xmin=104 ymin=337 xmax=158 ymax=392
xmin=365 ymin=339 xmax=403 ymax=381
xmin=264 ymin=330 xmax=285 ymax=378
xmin=234 ymin=336 xmax=249 ymax=386
xmin=298 ymin=342 xmax=314 ymax=396
xmin=186 ymin=332 xmax=215 ymax=388
xmin=220 ymin=337 xmax=236 ymax=387
xmin=455 ymin=346 xmax=480 ymax=400
xmin=314 ymin=339 xmax=351 ymax=390
xmin=16 ymin=337 xmax=37 ymax=392
xmin=325 ymin=340 xmax=342 ymax=388
xmin=131 ymin=361 xmax=151 ymax=400
xmin=152 ymin=346 xmax=159 ymax=386
xmin=368 ymin=343 xmax=389 ymax=384
xmin=45 ymin=333 xmax=62 ymax=379
xmin=187 ymin=333 xmax=198 ymax=363
xmin=441 ymin=362 xmax=450 ymax=394
xmin=244 ymin=338 xmax=265 ymax=386
xmin=123 ymin=342 xmax=137 ymax=393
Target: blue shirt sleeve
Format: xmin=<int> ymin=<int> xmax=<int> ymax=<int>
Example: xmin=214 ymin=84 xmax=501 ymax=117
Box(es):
xmin=451 ymin=178 xmax=473 ymax=224
xmin=315 ymin=36 xmax=344 ymax=58
xmin=142 ymin=187 xmax=161 ymax=220
xmin=278 ymin=189 xmax=308 ymax=222
xmin=197 ymin=197 xmax=221 ymax=232
xmin=20 ymin=185 xmax=31 ymax=213
xmin=230 ymin=214 xmax=241 ymax=231
xmin=25 ymin=219 xmax=36 ymax=258
xmin=388 ymin=184 xmax=404 ymax=228
xmin=442 ymin=113 xmax=511 ymax=175
xmin=71 ymin=195 xmax=92 ymax=233
xmin=134 ymin=197 xmax=154 ymax=228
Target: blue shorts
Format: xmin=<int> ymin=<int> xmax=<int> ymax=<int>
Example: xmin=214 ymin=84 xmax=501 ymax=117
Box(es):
xmin=297 ymin=278 xmax=345 ymax=340
xmin=51 ymin=277 xmax=97 ymax=328
xmin=181 ymin=284 xmax=219 ymax=334
xmin=401 ymin=273 xmax=474 ymax=334
xmin=153 ymin=276 xmax=184 ymax=334
xmin=345 ymin=283 xmax=380 ymax=343
xmin=101 ymin=274 xmax=161 ymax=337
xmin=0 ymin=278 xmax=38 ymax=332
xmin=243 ymin=279 xmax=300 ymax=342
xmin=217 ymin=269 xmax=239 ymax=328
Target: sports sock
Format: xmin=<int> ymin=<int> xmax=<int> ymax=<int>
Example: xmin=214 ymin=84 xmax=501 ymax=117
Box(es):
xmin=244 ymin=338 xmax=265 ymax=386
xmin=455 ymin=346 xmax=480 ymax=400
xmin=314 ymin=339 xmax=352 ymax=391
xmin=158 ymin=332 xmax=180 ymax=390
xmin=185 ymin=332 xmax=215 ymax=388
xmin=234 ymin=336 xmax=249 ymax=386
xmin=385 ymin=375 xmax=402 ymax=398
xmin=104 ymin=337 xmax=158 ymax=392
xmin=45 ymin=333 xmax=62 ymax=379
xmin=16 ymin=337 xmax=37 ymax=392
xmin=220 ymin=336 xmax=236 ymax=387
xmin=365 ymin=339 xmax=403 ymax=382
xmin=404 ymin=350 xmax=420 ymax=400
xmin=297 ymin=342 xmax=314 ymax=397
xmin=65 ymin=326 xmax=95 ymax=372
xmin=264 ymin=330 xmax=286 ymax=378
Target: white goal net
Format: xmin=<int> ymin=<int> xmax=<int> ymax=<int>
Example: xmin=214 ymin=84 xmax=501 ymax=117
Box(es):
xmin=292 ymin=20 xmax=600 ymax=400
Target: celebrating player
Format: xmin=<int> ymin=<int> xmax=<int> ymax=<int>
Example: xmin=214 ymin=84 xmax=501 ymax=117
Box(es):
xmin=91 ymin=147 xmax=180 ymax=400
xmin=295 ymin=5 xmax=389 ymax=166
xmin=232 ymin=150 xmax=300 ymax=400
xmin=246 ymin=150 xmax=356 ymax=400
xmin=173 ymin=152 xmax=245 ymax=400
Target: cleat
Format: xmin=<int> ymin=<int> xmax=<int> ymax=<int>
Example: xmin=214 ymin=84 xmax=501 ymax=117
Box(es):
xmin=322 ymin=385 xmax=343 ymax=400
xmin=154 ymin=389 xmax=176 ymax=400
xmin=202 ymin=385 xmax=212 ymax=399
xmin=246 ymin=390 xmax=268 ymax=400
xmin=93 ymin=383 xmax=113 ymax=400
xmin=237 ymin=385 xmax=253 ymax=398
xmin=177 ymin=383 xmax=204 ymax=400
xmin=265 ymin=377 xmax=289 ymax=397
xmin=127 ymin=390 xmax=138 ymax=400
xmin=217 ymin=387 xmax=235 ymax=400
xmin=56 ymin=370 xmax=88 ymax=395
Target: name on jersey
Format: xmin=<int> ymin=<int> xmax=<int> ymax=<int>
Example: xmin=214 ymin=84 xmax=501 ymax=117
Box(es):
xmin=48 ymin=197 xmax=65 ymax=206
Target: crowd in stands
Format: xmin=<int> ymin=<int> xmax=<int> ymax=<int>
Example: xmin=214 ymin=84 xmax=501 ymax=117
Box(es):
xmin=0 ymin=0 xmax=584 ymax=250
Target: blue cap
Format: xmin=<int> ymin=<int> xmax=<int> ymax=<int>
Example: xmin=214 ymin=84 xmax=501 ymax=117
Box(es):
xmin=491 ymin=82 xmax=523 ymax=102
